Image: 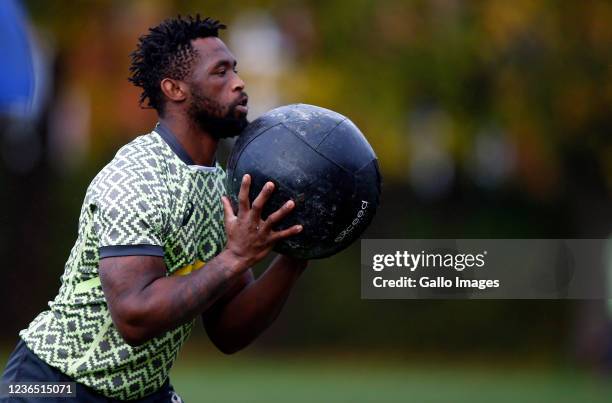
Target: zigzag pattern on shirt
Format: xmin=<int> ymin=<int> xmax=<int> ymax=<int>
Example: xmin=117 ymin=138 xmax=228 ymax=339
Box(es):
xmin=20 ymin=131 xmax=227 ymax=400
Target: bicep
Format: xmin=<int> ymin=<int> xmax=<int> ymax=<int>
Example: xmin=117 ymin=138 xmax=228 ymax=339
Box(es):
xmin=99 ymin=255 xmax=167 ymax=312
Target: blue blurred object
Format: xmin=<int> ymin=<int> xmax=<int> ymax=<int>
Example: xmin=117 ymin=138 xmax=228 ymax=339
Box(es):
xmin=0 ymin=0 xmax=39 ymax=118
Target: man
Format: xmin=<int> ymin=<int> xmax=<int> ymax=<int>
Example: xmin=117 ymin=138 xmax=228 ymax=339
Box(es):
xmin=2 ymin=15 xmax=307 ymax=402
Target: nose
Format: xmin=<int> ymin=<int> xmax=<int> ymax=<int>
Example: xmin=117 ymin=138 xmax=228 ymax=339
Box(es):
xmin=232 ymin=72 xmax=245 ymax=92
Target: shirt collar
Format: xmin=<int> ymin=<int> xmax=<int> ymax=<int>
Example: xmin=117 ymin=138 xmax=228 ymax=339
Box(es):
xmin=154 ymin=122 xmax=195 ymax=166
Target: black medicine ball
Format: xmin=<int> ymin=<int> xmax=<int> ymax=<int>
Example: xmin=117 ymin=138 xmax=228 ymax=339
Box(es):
xmin=227 ymin=104 xmax=381 ymax=259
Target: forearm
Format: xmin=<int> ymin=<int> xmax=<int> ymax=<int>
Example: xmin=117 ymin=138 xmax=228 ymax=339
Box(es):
xmin=112 ymin=251 xmax=247 ymax=345
xmin=204 ymin=254 xmax=307 ymax=353
xmin=103 ymin=176 xmax=304 ymax=347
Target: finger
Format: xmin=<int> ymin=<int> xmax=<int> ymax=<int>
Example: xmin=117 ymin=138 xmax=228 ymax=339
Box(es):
xmin=221 ymin=196 xmax=235 ymax=223
xmin=238 ymin=174 xmax=251 ymax=217
xmin=270 ymin=224 xmax=303 ymax=242
xmin=251 ymin=182 xmax=275 ymax=220
xmin=262 ymin=199 xmax=295 ymax=230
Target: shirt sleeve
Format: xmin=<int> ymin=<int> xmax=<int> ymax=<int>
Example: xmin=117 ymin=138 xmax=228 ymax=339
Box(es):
xmin=91 ymin=161 xmax=166 ymax=259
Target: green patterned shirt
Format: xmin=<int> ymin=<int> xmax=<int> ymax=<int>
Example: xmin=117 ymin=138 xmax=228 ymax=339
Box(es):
xmin=20 ymin=123 xmax=227 ymax=400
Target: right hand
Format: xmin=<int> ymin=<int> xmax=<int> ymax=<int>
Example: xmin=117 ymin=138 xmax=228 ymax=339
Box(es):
xmin=221 ymin=174 xmax=302 ymax=271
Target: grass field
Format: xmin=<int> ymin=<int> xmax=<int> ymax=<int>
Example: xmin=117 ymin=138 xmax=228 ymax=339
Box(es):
xmin=2 ymin=348 xmax=611 ymax=402
xmin=169 ymin=352 xmax=612 ymax=403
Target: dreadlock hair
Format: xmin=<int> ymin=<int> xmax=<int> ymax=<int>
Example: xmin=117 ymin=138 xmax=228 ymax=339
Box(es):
xmin=128 ymin=14 xmax=226 ymax=115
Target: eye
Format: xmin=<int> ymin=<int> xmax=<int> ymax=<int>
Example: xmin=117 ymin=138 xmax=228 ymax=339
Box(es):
xmin=215 ymin=69 xmax=227 ymax=76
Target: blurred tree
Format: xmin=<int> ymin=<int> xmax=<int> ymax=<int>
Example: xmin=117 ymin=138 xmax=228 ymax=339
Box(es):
xmin=4 ymin=0 xmax=609 ymax=360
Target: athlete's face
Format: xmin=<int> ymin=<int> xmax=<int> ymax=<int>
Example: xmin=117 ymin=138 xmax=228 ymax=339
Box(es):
xmin=187 ymin=37 xmax=249 ymax=138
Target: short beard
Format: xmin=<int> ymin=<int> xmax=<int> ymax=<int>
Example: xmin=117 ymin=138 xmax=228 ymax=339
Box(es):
xmin=188 ymin=89 xmax=249 ymax=139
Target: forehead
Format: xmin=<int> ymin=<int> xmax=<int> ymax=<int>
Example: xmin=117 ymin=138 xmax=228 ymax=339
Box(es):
xmin=191 ymin=37 xmax=235 ymax=68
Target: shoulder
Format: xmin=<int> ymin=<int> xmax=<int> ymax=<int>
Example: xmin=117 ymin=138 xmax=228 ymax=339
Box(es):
xmin=114 ymin=133 xmax=166 ymax=171
xmin=86 ymin=133 xmax=170 ymax=202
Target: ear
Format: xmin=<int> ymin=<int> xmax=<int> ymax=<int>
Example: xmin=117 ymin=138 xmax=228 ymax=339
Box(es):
xmin=160 ymin=78 xmax=188 ymax=102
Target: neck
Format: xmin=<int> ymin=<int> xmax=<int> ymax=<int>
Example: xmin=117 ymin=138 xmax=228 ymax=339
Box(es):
xmin=159 ymin=114 xmax=219 ymax=166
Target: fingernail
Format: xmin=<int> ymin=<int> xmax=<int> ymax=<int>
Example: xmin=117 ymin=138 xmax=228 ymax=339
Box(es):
xmin=286 ymin=200 xmax=294 ymax=208
xmin=296 ymin=225 xmax=303 ymax=232
xmin=267 ymin=182 xmax=274 ymax=190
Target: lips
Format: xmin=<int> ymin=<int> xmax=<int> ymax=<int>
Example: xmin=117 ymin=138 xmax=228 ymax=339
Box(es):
xmin=235 ymin=96 xmax=249 ymax=115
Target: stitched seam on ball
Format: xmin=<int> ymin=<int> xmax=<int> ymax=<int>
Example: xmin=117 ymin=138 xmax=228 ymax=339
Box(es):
xmin=281 ymin=122 xmax=352 ymax=175
xmin=313 ymin=118 xmax=347 ymax=149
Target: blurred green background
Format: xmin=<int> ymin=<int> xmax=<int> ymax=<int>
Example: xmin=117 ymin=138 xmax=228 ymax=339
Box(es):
xmin=1 ymin=0 xmax=611 ymax=401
